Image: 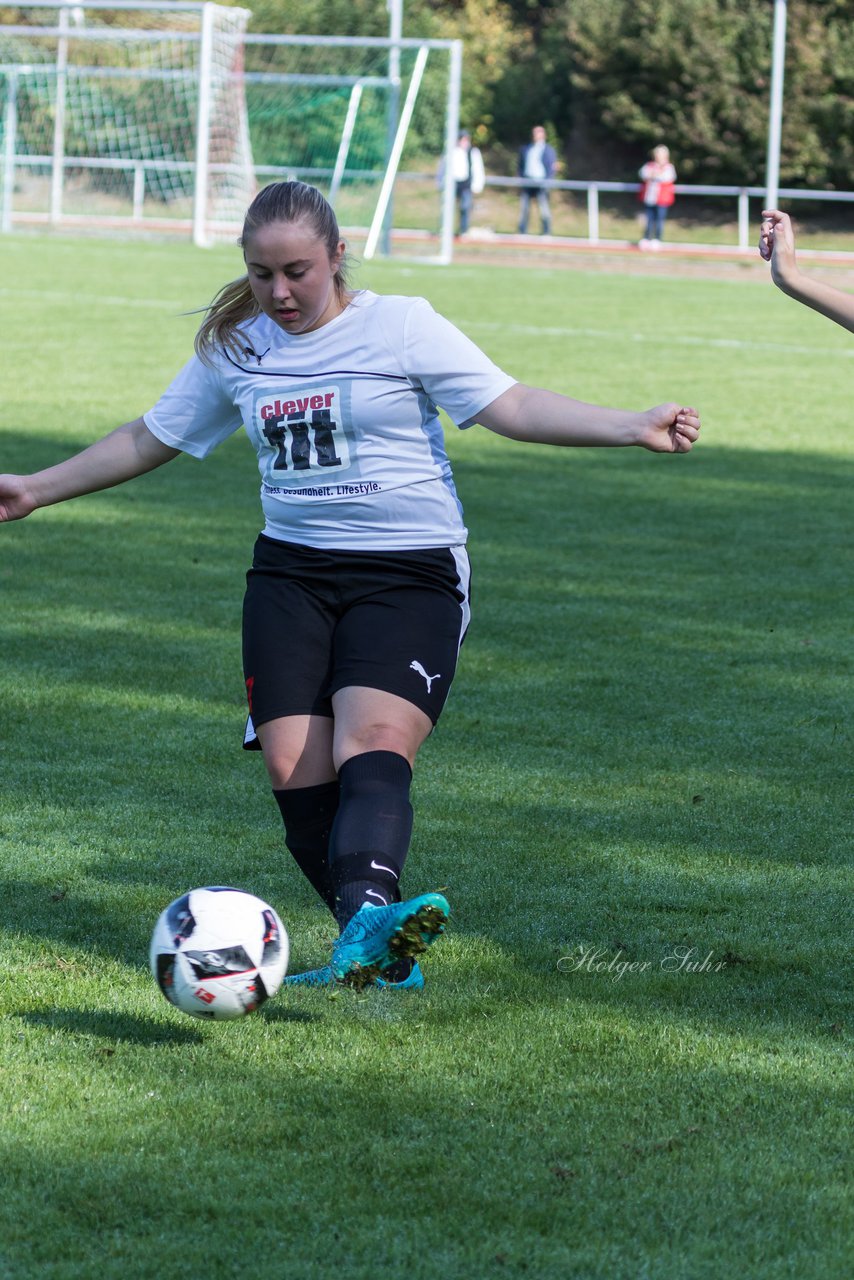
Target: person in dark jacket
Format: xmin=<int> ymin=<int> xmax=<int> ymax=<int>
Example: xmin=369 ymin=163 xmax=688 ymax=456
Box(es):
xmin=517 ymin=125 xmax=557 ymax=235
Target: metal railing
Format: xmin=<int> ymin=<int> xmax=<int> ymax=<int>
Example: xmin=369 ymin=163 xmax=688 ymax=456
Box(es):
xmin=484 ymin=176 xmax=854 ymax=252
xmin=4 ymin=149 xmax=854 ymax=252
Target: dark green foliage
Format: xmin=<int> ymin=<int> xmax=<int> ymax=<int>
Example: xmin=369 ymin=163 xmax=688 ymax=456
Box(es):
xmin=565 ymin=0 xmax=854 ymax=185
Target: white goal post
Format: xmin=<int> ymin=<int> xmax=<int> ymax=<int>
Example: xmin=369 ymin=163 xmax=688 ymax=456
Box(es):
xmin=1 ymin=0 xmax=255 ymax=245
xmin=239 ymin=30 xmax=463 ymax=264
xmin=0 ymin=1 xmax=463 ymax=259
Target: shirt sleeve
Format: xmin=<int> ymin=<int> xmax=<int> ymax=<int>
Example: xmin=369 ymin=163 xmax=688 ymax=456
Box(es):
xmin=143 ymin=353 xmax=243 ymax=459
xmin=400 ymin=298 xmax=517 ymax=429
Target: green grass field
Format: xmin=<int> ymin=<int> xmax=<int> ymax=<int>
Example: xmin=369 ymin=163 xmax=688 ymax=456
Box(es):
xmin=1 ymin=232 xmax=851 ymax=1280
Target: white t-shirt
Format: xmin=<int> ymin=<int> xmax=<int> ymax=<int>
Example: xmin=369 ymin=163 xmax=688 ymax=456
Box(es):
xmin=144 ymin=291 xmax=516 ymax=550
xmin=524 ymin=142 xmax=547 ymax=181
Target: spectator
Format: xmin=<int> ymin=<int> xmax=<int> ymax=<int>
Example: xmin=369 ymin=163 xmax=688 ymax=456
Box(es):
xmin=638 ymin=145 xmax=677 ymax=249
xmin=517 ymin=125 xmax=557 ymax=236
xmin=441 ymin=130 xmax=485 ymax=236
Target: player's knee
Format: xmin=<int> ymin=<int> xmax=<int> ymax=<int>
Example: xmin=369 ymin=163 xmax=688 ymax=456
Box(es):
xmin=262 ymin=748 xmax=335 ymax=791
xmin=335 ymin=723 xmax=420 ymax=769
xmin=263 ymin=752 xmax=303 ymax=790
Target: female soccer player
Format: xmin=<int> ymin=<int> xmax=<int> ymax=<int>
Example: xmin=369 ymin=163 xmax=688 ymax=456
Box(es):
xmin=0 ymin=182 xmax=701 ymax=990
xmin=760 ymin=208 xmax=854 ymax=333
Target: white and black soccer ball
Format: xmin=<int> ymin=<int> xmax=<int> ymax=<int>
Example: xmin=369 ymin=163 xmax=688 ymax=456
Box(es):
xmin=150 ymin=887 xmax=289 ymax=1020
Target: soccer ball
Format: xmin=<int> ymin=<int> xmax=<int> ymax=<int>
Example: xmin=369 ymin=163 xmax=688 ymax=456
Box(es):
xmin=150 ymin=886 xmax=289 ymax=1020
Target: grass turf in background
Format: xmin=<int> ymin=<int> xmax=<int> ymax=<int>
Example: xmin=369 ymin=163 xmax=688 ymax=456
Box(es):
xmin=0 ymin=234 xmax=851 ymax=1279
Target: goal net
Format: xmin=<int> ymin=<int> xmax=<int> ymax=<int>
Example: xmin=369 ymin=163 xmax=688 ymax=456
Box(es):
xmin=0 ymin=1 xmax=255 ymax=243
xmin=1 ymin=3 xmax=461 ymax=257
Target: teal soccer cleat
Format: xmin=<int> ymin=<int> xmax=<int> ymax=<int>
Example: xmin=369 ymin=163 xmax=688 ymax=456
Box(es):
xmin=282 ymin=965 xmax=336 ymax=988
xmin=376 ymin=963 xmax=425 ymax=991
xmin=330 ymin=893 xmax=449 ymax=989
xmin=282 ymin=961 xmax=425 ymax=991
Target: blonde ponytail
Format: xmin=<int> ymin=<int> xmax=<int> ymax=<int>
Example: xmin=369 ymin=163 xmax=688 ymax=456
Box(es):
xmin=195 ymin=275 xmax=260 ymax=365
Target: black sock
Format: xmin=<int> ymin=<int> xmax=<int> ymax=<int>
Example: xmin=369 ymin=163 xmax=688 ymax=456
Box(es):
xmin=329 ymin=750 xmax=413 ymax=929
xmin=273 ymin=780 xmax=339 ymax=914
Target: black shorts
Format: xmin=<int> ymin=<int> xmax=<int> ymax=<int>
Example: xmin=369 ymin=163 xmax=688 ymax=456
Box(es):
xmin=242 ymin=535 xmax=472 ymax=748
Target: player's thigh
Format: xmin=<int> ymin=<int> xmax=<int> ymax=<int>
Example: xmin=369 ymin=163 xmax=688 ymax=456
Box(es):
xmin=330 ymin=558 xmax=470 ymax=726
xmin=242 ymin=539 xmax=336 ymax=723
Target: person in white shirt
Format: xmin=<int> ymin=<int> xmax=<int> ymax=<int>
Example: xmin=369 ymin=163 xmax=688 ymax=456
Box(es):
xmin=444 ymin=130 xmax=486 ymax=235
xmin=0 ymin=181 xmax=701 ymax=992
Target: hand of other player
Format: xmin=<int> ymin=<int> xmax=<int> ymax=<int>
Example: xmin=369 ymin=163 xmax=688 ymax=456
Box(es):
xmin=636 ymin=404 xmax=701 ymax=454
xmin=759 ymin=208 xmax=798 ymax=288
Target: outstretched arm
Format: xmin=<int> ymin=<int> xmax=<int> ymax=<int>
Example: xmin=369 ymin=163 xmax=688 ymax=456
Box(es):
xmin=759 ymin=209 xmax=854 ymax=334
xmin=476 ymin=383 xmax=700 ymax=453
xmin=0 ymin=417 xmax=180 ymax=522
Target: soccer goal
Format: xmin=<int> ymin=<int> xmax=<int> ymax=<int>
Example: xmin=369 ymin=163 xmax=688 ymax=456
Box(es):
xmin=0 ymin=1 xmax=255 ymax=244
xmin=0 ymin=2 xmax=462 ymax=259
xmin=240 ymin=30 xmax=463 ymax=262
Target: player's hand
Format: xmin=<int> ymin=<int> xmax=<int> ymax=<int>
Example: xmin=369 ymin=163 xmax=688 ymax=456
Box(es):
xmin=0 ymin=474 xmax=38 ymax=522
xmin=759 ymin=208 xmax=798 ymax=287
xmin=637 ymin=404 xmax=701 ymax=454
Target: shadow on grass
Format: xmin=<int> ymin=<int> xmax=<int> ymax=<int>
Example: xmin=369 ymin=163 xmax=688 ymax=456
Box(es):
xmin=1 ymin=444 xmax=850 ymax=760
xmin=0 ymin=873 xmax=328 ymax=970
xmin=18 ymin=1007 xmax=207 ymax=1045
xmin=1 ymin=442 xmax=851 ymax=717
xmin=17 ymin=1004 xmax=318 ymax=1039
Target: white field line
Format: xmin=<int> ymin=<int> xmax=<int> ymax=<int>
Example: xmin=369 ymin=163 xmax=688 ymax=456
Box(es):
xmin=2 ymin=287 xmax=851 ymax=359
xmin=461 ymin=318 xmax=854 ymax=359
xmin=0 ymin=287 xmax=186 ymax=311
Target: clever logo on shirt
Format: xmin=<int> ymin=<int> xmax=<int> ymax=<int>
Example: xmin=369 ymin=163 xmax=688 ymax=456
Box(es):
xmin=257 ymin=385 xmax=351 ymax=477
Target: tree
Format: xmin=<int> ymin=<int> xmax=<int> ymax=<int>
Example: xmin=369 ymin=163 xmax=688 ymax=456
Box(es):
xmin=562 ymin=0 xmax=854 ymax=187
